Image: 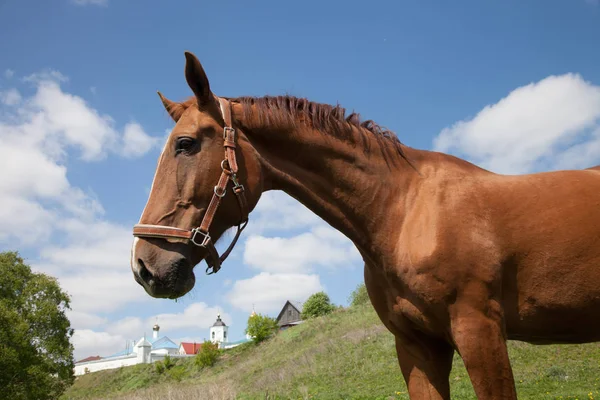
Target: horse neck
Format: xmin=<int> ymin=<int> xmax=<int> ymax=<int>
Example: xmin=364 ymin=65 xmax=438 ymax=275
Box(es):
xmin=233 ymin=101 xmax=423 ymax=257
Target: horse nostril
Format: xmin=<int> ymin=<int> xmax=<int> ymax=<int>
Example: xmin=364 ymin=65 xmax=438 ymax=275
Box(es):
xmin=138 ymin=258 xmax=152 ymax=283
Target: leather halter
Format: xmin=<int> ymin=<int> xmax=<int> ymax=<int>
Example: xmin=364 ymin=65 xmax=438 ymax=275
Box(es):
xmin=132 ymin=97 xmax=249 ymax=275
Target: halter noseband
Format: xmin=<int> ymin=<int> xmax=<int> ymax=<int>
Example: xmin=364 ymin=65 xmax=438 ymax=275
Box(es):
xmin=132 ymin=97 xmax=249 ymax=275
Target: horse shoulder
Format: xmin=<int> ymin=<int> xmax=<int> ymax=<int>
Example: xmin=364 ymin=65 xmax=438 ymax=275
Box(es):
xmin=384 ymin=178 xmax=500 ymax=329
xmin=396 ymin=176 xmax=499 ymax=275
xmin=365 ymin=180 xmax=498 ymax=333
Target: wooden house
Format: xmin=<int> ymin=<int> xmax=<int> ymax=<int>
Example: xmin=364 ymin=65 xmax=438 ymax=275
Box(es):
xmin=275 ymin=300 xmax=304 ymax=330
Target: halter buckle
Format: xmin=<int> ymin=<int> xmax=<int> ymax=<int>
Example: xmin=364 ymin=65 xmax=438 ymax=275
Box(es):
xmin=190 ymin=228 xmax=211 ymax=247
xmin=223 ymin=126 xmax=235 ymax=139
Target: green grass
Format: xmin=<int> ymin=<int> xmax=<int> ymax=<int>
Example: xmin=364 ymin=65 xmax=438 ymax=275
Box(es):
xmin=62 ymin=304 xmax=600 ymax=400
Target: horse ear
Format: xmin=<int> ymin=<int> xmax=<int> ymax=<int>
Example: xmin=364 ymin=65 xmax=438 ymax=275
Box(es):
xmin=184 ymin=51 xmax=212 ymax=106
xmin=157 ymin=91 xmax=185 ymax=122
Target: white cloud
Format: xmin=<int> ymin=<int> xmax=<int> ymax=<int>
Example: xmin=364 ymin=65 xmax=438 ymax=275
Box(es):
xmin=0 ymin=195 xmax=56 ymax=245
xmin=240 ymin=189 xmax=361 ymax=275
xmin=0 ymin=88 xmax=21 ymax=105
xmin=67 ymin=310 xmax=108 ymax=330
xmin=553 ymin=127 xmax=600 ymax=170
xmin=243 ymin=225 xmax=361 ymax=273
xmin=149 ymin=302 xmax=230 ymax=332
xmin=0 ymin=71 xmax=158 ymax=245
xmin=0 ymin=133 xmax=70 ymax=198
xmin=31 ymin=79 xmax=119 ymax=161
xmin=105 ymin=316 xmax=145 ymax=339
xmin=120 ymin=122 xmax=161 ymax=158
xmin=226 ymin=272 xmax=322 ymax=314
xmin=433 ymin=73 xmax=600 ymax=174
xmin=39 ymin=221 xmax=134 ymax=271
xmin=246 ymin=190 xmax=322 ymax=235
xmin=52 ymin=270 xmax=147 ymax=314
xmin=70 ymin=0 xmax=108 ymax=6
xmin=23 ymin=70 xmax=68 ymax=84
xmin=4 ymin=69 xmax=15 ymax=79
xmin=72 ymin=330 xmax=125 ymax=361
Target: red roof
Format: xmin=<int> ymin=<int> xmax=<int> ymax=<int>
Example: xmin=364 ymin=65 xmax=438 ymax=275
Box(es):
xmin=180 ymin=342 xmax=203 ymax=354
xmin=76 ymin=355 xmax=102 ymax=363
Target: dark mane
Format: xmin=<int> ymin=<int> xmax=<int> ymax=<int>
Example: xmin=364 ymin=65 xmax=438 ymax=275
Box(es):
xmin=183 ymin=94 xmax=411 ymax=164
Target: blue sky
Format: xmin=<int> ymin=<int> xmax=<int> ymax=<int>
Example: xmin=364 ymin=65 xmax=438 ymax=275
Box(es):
xmin=1 ymin=0 xmax=600 ymax=360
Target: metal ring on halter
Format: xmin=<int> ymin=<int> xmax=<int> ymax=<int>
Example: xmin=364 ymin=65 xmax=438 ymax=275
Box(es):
xmin=214 ymin=186 xmax=226 ymax=198
xmin=220 ymin=159 xmax=230 ymax=172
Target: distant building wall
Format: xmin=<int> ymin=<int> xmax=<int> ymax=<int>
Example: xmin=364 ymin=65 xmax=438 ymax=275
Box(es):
xmin=74 ymin=355 xmax=138 ymax=375
xmin=74 ymin=353 xmax=192 ymax=376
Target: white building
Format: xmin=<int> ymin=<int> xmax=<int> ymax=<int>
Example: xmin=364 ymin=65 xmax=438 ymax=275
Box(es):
xmin=73 ymin=324 xmax=183 ymax=376
xmin=74 ymin=314 xmax=254 ymax=375
xmin=210 ymin=313 xmax=228 ymax=345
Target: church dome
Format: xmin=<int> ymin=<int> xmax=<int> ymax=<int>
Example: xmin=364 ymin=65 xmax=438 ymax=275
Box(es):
xmin=212 ymin=313 xmax=226 ymax=327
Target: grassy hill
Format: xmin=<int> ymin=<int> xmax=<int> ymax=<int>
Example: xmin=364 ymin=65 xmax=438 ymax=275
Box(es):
xmin=62 ymin=304 xmax=600 ymax=400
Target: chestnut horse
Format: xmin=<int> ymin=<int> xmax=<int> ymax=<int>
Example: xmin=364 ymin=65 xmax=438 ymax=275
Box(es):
xmin=130 ymin=51 xmax=600 ymax=399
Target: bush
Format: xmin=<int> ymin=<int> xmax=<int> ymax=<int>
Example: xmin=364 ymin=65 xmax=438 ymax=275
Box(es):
xmin=301 ymin=291 xmax=336 ymax=319
xmin=348 ymin=283 xmax=370 ymax=307
xmin=154 ymin=361 xmax=165 ymax=374
xmin=162 ymin=354 xmax=175 ymax=370
xmin=154 ymin=355 xmax=175 ymax=375
xmin=195 ymin=340 xmax=220 ymax=368
xmin=167 ymin=365 xmax=186 ymax=382
xmin=245 ymin=313 xmax=279 ymax=344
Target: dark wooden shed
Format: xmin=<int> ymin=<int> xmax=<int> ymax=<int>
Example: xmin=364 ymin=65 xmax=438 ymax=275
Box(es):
xmin=275 ymin=300 xmax=304 ymax=329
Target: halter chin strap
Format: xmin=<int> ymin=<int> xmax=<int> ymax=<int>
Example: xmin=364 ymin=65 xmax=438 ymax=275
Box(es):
xmin=132 ymin=97 xmax=249 ymax=275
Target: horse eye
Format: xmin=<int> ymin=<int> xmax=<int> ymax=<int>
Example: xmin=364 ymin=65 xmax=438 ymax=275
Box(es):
xmin=175 ymin=137 xmax=196 ymax=154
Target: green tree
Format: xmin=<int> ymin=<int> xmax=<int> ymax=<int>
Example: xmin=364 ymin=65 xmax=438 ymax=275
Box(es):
xmin=348 ymin=283 xmax=370 ymax=307
xmin=301 ymin=291 xmax=336 ymax=319
xmin=0 ymin=251 xmax=75 ymax=400
xmin=194 ymin=340 xmax=220 ymax=368
xmin=245 ymin=313 xmax=278 ymax=344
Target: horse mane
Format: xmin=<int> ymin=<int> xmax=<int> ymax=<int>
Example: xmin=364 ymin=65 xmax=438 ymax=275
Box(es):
xmin=181 ymin=94 xmax=411 ymax=164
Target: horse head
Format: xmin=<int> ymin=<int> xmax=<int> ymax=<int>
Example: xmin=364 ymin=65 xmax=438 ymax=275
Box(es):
xmin=130 ymin=51 xmax=263 ymax=299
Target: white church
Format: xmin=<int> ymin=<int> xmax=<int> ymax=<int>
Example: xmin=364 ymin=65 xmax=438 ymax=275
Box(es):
xmin=73 ymin=313 xmax=252 ymax=376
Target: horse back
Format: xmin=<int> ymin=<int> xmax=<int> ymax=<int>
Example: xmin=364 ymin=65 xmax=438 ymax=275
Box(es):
xmin=486 ymin=169 xmax=600 ymax=342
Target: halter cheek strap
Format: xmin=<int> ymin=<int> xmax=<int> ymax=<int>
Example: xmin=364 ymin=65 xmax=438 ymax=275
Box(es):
xmin=132 ymin=97 xmax=249 ymax=275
